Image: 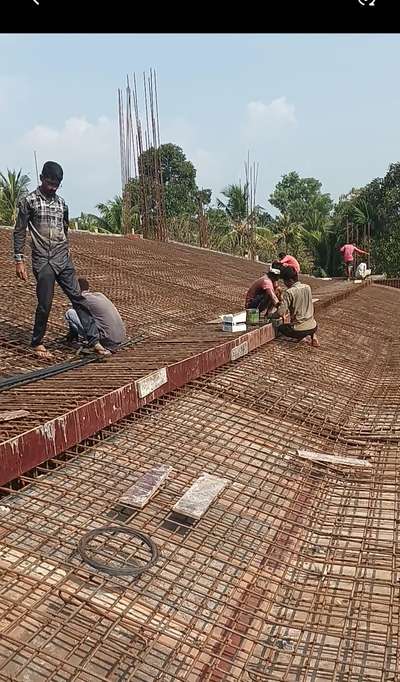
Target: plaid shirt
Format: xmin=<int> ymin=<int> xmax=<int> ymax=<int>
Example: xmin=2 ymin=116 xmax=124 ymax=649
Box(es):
xmin=13 ymin=188 xmax=70 ymax=274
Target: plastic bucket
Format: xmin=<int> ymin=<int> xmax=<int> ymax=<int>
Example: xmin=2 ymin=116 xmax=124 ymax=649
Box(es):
xmin=246 ymin=308 xmax=260 ymax=325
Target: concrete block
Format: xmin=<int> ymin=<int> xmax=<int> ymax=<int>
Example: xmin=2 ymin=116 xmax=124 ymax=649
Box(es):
xmin=120 ymin=464 xmax=172 ymax=508
xmin=172 ymin=473 xmax=229 ymax=520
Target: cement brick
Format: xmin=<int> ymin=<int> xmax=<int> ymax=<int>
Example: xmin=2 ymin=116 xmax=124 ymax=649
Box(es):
xmin=172 ymin=473 xmax=229 ymax=520
xmin=119 ymin=464 xmax=172 ymax=508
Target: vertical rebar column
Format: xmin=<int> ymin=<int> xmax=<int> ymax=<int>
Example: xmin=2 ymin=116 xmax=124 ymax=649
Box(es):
xmin=118 ymin=69 xmax=167 ymax=240
xmin=198 ymin=193 xmax=209 ymax=248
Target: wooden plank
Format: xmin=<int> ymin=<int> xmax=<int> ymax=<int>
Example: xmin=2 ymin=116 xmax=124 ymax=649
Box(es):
xmin=120 ymin=464 xmax=172 ymax=509
xmin=172 ymin=473 xmax=229 ymax=520
xmin=297 ymin=449 xmax=372 ymax=467
xmin=0 ymin=410 xmax=30 ymax=422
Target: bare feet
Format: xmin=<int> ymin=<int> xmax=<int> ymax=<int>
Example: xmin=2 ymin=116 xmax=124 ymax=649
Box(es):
xmin=91 ymin=342 xmax=111 ymax=357
xmin=32 ymin=345 xmax=54 ymax=360
xmin=311 ymin=334 xmax=320 ymax=348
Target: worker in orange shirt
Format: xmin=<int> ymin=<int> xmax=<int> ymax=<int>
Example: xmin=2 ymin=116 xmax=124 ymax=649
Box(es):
xmin=278 ymin=252 xmax=300 ymax=274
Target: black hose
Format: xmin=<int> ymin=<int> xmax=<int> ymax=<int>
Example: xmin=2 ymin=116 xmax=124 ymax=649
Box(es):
xmin=78 ymin=526 xmax=159 ymax=577
xmin=0 ymin=355 xmax=101 ymax=393
xmin=0 ymin=334 xmax=145 ymax=394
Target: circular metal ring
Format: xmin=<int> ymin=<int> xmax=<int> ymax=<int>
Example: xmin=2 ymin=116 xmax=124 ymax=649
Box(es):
xmin=78 ymin=526 xmax=159 ymax=577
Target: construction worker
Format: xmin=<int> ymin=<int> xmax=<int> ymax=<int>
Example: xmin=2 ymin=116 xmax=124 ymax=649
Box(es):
xmin=245 ymin=267 xmax=282 ymax=318
xmin=65 ymin=277 xmax=126 ymax=351
xmin=278 ymin=251 xmax=300 ymax=274
xmin=275 ymin=266 xmax=320 ymax=347
xmin=354 ymin=262 xmax=371 ymax=280
xmin=340 ymin=243 xmax=368 ymax=280
xmin=13 ymin=161 xmax=111 ymax=359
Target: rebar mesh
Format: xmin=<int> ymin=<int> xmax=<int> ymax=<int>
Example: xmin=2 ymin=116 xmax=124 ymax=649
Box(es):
xmin=0 ymin=227 xmax=356 ymax=443
xmin=0 ymin=281 xmax=398 ymax=680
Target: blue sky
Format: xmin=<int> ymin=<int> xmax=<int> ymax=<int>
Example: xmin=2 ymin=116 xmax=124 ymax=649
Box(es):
xmin=1 ymin=33 xmax=400 ymax=216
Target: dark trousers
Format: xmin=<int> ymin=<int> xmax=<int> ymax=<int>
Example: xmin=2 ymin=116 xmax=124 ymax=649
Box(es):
xmin=247 ymin=292 xmax=275 ymax=315
xmin=278 ymin=323 xmax=318 ymax=340
xmin=32 ymin=263 xmax=99 ymax=347
xmin=345 ymin=260 xmax=354 ymax=277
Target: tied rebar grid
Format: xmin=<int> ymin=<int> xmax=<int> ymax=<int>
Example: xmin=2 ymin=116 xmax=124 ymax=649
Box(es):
xmin=375 ymin=279 xmax=400 ymax=289
xmin=0 ymin=227 xmax=358 ymax=443
xmin=0 ymin=282 xmax=398 ymax=681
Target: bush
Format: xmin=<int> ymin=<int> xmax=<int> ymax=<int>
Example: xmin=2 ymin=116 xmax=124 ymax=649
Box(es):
xmin=372 ymin=224 xmax=400 ymax=276
xmin=312 ymin=266 xmax=328 ymax=278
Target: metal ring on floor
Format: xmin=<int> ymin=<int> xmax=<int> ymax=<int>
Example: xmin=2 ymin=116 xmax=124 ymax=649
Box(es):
xmin=78 ymin=525 xmax=159 ymax=577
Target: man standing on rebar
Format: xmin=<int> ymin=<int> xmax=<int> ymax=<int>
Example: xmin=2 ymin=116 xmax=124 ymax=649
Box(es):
xmin=245 ymin=268 xmax=282 ymax=318
xmin=13 ymin=161 xmax=111 ymax=359
xmin=275 ymin=266 xmax=320 ymax=347
xmin=340 ymin=243 xmax=368 ymax=280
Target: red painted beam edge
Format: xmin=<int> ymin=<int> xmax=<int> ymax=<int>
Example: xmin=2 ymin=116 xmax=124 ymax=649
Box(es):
xmin=0 ymin=282 xmax=366 ymax=485
xmin=0 ymin=323 xmax=276 ymax=485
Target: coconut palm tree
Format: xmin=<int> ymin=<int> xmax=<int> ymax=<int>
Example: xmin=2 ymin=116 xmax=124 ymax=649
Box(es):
xmin=0 ymin=169 xmax=30 ymax=225
xmin=94 ymin=196 xmax=123 ymax=234
xmin=272 ymin=212 xmax=304 ymax=253
xmin=217 ymin=183 xmax=249 ymax=224
xmin=217 ymin=183 xmax=269 ymax=257
xmin=72 ymin=213 xmax=113 ymax=234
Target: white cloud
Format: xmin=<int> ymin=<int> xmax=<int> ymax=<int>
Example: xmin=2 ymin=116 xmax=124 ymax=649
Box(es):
xmin=244 ymin=97 xmax=297 ymax=140
xmin=19 ymin=116 xmax=120 ymax=215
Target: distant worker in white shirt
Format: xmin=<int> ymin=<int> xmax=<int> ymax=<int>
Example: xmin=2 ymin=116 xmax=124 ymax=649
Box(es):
xmin=354 ymin=262 xmax=371 ymax=280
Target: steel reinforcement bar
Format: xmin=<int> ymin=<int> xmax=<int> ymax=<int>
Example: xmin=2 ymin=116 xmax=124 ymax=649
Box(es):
xmin=0 ymin=282 xmax=369 ymax=486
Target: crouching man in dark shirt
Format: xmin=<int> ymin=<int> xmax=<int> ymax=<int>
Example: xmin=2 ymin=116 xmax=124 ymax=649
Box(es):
xmin=13 ymin=161 xmax=111 ymax=359
xmin=65 ymin=277 xmax=126 ymax=352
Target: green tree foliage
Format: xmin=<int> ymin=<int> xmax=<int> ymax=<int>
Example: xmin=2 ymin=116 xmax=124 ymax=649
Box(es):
xmin=268 ymin=172 xmax=334 ymax=273
xmin=138 ymin=143 xmax=211 ymax=220
xmin=330 ymin=163 xmax=400 ymax=275
xmin=72 ymin=196 xmax=124 ymax=234
xmin=373 ymin=225 xmax=400 ymax=276
xmin=0 ymin=169 xmax=30 ymax=225
xmin=216 ymin=182 xmax=277 ymax=259
xmin=71 ymin=212 xmax=114 ymax=234
xmin=269 ymin=171 xmax=333 ymax=224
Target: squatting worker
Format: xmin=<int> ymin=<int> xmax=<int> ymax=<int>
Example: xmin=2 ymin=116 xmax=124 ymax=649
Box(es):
xmin=13 ymin=161 xmax=111 ymax=359
xmin=65 ymin=277 xmax=126 ymax=352
xmin=245 ymin=268 xmax=282 ymax=318
xmin=276 ymin=266 xmax=320 ymax=347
